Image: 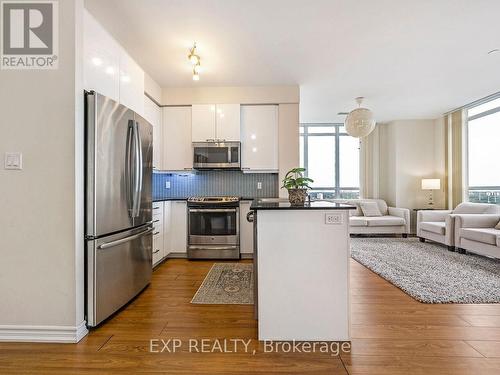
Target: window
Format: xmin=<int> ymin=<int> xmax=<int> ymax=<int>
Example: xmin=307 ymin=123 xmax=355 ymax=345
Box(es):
xmin=466 ymin=97 xmax=500 ymax=204
xmin=300 ymin=124 xmax=360 ymax=199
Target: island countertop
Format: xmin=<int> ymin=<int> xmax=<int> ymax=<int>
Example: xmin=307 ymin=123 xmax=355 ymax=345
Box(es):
xmin=250 ymin=199 xmax=356 ymax=211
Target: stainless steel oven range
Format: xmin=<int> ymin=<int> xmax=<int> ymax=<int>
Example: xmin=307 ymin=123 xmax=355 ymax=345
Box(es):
xmin=187 ymin=196 xmax=240 ymax=259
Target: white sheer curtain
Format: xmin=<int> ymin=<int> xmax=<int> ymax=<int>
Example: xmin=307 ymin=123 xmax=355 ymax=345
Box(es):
xmin=359 ymin=126 xmax=380 ymax=199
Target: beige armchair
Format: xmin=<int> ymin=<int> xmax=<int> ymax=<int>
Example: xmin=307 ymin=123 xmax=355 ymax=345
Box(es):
xmin=454 ymin=214 xmax=500 ymax=259
xmin=417 ymin=202 xmax=500 ymax=251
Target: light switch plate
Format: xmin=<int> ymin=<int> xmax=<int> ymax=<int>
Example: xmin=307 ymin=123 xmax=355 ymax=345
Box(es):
xmin=257 ymin=182 xmax=262 ymax=190
xmin=4 ymin=152 xmax=22 ymax=170
xmin=165 ymin=181 xmax=171 ymax=189
xmin=325 ymin=213 xmax=343 ymax=225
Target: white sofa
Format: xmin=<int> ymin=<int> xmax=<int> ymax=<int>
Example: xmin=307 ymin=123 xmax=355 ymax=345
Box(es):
xmin=341 ymin=199 xmax=410 ymax=236
xmin=454 ymin=214 xmax=500 ymax=259
xmin=417 ymin=202 xmax=500 ymax=250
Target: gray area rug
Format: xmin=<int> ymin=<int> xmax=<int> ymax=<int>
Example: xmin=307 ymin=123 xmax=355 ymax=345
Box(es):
xmin=191 ymin=263 xmax=254 ymax=304
xmin=351 ymin=237 xmax=500 ymax=304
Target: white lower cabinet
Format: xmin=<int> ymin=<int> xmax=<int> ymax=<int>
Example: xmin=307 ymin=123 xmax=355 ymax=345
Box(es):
xmin=239 ymin=201 xmax=254 ymax=255
xmin=152 ymin=202 xmax=165 ymax=266
xmin=152 ymin=200 xmax=187 ymax=267
xmin=169 ymin=201 xmax=188 ymax=254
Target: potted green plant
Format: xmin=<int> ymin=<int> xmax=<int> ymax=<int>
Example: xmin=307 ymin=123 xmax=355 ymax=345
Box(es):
xmin=281 ymin=167 xmax=314 ymax=205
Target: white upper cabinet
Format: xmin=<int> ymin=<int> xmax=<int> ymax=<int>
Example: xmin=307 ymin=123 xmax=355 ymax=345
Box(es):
xmin=119 ymin=48 xmax=144 ymax=116
xmin=144 ymin=95 xmax=162 ymax=170
xmin=216 ymin=104 xmax=240 ymax=141
xmin=192 ymin=104 xmax=240 ymax=142
xmin=162 ymin=107 xmax=192 ymax=171
xmin=241 ymin=105 xmax=279 ymax=172
xmin=83 ymin=9 xmax=145 ymax=116
xmin=191 ymin=104 xmax=216 ymax=142
xmin=83 ymin=10 xmax=120 ymax=101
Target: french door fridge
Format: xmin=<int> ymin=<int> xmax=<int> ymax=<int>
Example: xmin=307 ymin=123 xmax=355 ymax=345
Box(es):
xmin=84 ymin=91 xmax=153 ymax=327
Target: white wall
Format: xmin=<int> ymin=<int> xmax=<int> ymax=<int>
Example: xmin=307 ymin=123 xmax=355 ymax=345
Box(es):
xmin=162 ymin=85 xmax=299 ymax=106
xmin=0 ymin=0 xmax=86 ymax=342
xmin=278 ymin=104 xmax=300 ymax=198
xmin=378 ymin=119 xmax=446 ymax=209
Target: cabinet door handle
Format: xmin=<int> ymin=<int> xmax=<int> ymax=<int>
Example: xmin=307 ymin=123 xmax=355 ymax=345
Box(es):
xmin=153 ymin=249 xmax=160 ymax=254
xmin=153 ymin=206 xmax=161 ymax=210
xmin=153 ymin=231 xmax=160 ymax=235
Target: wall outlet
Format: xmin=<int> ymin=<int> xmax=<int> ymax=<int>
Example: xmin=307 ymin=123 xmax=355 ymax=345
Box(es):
xmin=165 ymin=181 xmax=171 ymax=189
xmin=4 ymin=152 xmax=22 ymax=170
xmin=257 ymin=182 xmax=262 ymax=190
xmin=325 ymin=213 xmax=343 ymax=225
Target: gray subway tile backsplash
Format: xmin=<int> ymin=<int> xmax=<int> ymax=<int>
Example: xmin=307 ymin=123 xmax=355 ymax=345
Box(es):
xmin=153 ymin=170 xmax=279 ymax=200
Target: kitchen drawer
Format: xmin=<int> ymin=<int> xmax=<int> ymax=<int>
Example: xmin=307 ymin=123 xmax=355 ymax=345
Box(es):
xmin=152 ymin=202 xmax=164 ymax=217
xmin=153 ymin=233 xmax=164 ymax=265
xmin=152 ymin=215 xmax=163 ymax=236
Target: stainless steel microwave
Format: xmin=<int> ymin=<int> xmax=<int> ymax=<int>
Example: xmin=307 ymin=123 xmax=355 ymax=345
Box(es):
xmin=192 ymin=142 xmax=241 ymax=169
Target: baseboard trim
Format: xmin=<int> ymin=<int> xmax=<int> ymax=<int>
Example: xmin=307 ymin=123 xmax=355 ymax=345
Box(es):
xmin=166 ymin=252 xmax=187 ymax=259
xmin=0 ymin=321 xmax=88 ymax=343
xmin=165 ymin=253 xmax=254 ymax=260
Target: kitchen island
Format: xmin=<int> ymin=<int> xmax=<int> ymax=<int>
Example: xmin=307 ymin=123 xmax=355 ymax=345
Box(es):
xmin=250 ymin=199 xmax=355 ymax=341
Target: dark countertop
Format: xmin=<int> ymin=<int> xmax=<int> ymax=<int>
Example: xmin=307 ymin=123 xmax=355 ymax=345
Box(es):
xmin=153 ymin=198 xmax=188 ymax=202
xmin=153 ymin=197 xmax=277 ymax=203
xmin=250 ymin=199 xmax=356 ymax=211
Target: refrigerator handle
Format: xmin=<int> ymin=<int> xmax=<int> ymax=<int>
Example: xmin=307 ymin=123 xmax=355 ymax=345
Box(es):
xmin=125 ymin=120 xmax=135 ymax=218
xmin=134 ymin=120 xmax=143 ymax=218
xmin=98 ymin=227 xmax=153 ymax=250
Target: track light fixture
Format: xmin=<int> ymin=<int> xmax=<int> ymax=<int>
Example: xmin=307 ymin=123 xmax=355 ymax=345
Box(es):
xmin=188 ymin=42 xmax=201 ymax=81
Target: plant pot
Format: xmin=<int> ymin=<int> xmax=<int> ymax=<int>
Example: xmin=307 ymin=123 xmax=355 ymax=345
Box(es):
xmin=287 ymin=188 xmax=308 ymax=205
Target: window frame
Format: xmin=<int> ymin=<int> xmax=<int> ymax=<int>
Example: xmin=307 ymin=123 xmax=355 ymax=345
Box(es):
xmin=465 ymin=95 xmax=500 ymax=204
xmin=300 ymin=123 xmax=360 ymax=198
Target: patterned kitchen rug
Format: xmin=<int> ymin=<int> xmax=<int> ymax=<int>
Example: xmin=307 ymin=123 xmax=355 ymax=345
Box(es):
xmin=191 ymin=263 xmax=254 ymax=304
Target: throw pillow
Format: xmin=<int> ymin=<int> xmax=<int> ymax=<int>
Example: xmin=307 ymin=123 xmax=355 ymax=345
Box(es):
xmin=496 ymin=220 xmax=500 ymax=230
xmin=360 ymin=201 xmax=383 ymax=217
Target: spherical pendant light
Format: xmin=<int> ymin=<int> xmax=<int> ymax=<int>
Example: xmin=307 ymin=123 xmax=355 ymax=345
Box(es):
xmin=345 ymin=97 xmax=376 ymax=138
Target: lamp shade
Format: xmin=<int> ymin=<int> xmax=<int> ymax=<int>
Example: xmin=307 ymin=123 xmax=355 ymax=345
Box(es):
xmin=345 ymin=97 xmax=376 ymax=138
xmin=345 ymin=108 xmax=376 ymax=138
xmin=421 ymin=178 xmax=441 ymax=190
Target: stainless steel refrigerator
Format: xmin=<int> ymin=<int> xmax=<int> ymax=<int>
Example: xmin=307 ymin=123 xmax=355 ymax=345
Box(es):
xmin=84 ymin=91 xmax=153 ymax=327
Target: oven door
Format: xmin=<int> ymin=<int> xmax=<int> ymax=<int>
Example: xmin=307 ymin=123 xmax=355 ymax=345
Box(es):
xmin=192 ymin=142 xmax=240 ymax=169
xmin=188 ymin=208 xmax=239 ymax=245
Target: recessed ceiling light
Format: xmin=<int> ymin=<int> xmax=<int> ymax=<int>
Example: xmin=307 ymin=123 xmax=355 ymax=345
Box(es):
xmin=488 ymin=49 xmax=499 ymax=55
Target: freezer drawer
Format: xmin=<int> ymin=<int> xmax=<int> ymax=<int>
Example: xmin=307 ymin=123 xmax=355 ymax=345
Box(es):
xmin=86 ymin=225 xmax=153 ymax=327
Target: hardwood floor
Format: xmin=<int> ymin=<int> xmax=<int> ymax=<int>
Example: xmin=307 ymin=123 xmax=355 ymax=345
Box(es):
xmin=1 ymin=258 xmax=500 ymax=374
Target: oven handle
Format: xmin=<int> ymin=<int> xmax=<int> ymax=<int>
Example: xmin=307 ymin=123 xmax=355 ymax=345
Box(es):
xmin=188 ymin=246 xmax=238 ymax=251
xmin=188 ymin=208 xmax=237 ymax=213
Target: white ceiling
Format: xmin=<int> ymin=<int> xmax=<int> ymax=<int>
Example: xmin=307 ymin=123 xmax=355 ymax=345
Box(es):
xmin=85 ymin=0 xmax=500 ymax=123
